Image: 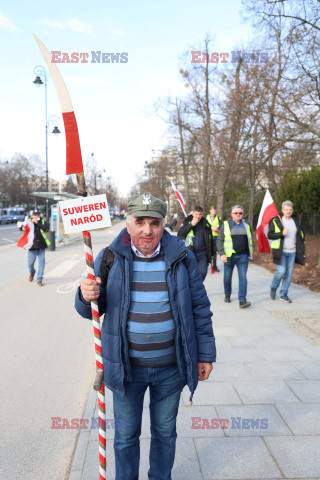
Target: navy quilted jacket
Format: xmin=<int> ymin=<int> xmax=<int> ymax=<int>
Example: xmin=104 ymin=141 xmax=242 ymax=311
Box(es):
xmin=75 ymin=228 xmax=216 ymax=396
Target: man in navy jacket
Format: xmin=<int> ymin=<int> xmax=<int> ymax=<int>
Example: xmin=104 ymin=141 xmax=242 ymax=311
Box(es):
xmin=75 ymin=193 xmax=216 ymax=480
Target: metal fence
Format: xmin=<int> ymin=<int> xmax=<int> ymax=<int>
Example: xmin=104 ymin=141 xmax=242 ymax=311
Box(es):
xmin=302 ymin=213 xmax=320 ymax=236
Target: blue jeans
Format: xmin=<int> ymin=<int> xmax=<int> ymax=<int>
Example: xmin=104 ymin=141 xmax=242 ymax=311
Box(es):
xmin=223 ymin=253 xmax=248 ymax=302
xmin=28 ymin=249 xmax=45 ymax=281
xmin=195 ymin=251 xmax=208 ymax=281
xmin=113 ymin=364 xmax=182 ymax=480
xmin=271 ymin=251 xmax=295 ymax=296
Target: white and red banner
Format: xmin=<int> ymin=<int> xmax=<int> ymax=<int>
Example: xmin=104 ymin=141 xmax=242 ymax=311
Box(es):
xmin=170 ymin=181 xmax=187 ymax=216
xmin=17 ymin=220 xmax=34 ymax=250
xmin=256 ymin=189 xmax=279 ymax=253
xmin=59 ymin=194 xmax=111 ymax=234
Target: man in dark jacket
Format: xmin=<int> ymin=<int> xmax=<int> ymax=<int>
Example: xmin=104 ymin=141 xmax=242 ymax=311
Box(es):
xmin=20 ymin=211 xmax=50 ymax=286
xmin=178 ymin=205 xmax=214 ymax=280
xmin=268 ymin=200 xmax=305 ymax=303
xmin=217 ymin=205 xmax=253 ymax=308
xmin=75 ymin=193 xmax=216 ymax=480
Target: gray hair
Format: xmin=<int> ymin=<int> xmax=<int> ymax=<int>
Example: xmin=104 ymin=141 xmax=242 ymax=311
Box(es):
xmin=126 ymin=215 xmax=166 ymax=226
xmin=282 ymin=200 xmax=293 ymax=209
xmin=231 ymin=204 xmax=244 ymax=213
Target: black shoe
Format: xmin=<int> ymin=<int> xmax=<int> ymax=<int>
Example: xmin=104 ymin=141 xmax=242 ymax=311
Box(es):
xmin=270 ymin=288 xmax=276 ymax=300
xmin=224 ymin=295 xmax=231 ymax=303
xmin=280 ymin=294 xmax=292 ymax=303
xmin=239 ymin=300 xmax=251 ymax=308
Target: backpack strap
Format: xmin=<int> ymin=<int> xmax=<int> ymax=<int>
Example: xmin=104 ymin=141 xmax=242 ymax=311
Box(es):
xmin=100 ymin=247 xmax=115 ymax=289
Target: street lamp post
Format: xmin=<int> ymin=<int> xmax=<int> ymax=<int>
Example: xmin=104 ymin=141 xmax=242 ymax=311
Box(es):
xmin=33 ymin=66 xmax=61 ymax=218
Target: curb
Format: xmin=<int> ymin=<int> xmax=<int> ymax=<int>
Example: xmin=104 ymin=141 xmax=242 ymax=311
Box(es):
xmin=69 ymin=383 xmax=97 ymax=479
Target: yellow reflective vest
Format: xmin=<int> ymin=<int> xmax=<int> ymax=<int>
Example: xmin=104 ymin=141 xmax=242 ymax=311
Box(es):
xmin=223 ymin=220 xmax=253 ymax=260
xmin=206 ymin=214 xmax=221 ymax=237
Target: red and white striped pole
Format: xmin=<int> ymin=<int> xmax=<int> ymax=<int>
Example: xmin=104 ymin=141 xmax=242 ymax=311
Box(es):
xmin=83 ymin=230 xmax=106 ymax=479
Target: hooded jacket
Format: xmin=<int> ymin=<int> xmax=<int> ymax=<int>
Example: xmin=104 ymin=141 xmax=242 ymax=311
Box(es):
xmin=75 ymin=228 xmax=216 ymax=397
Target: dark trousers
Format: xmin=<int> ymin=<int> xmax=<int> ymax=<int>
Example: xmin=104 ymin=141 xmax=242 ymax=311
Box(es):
xmin=212 ymin=237 xmax=218 ymax=268
xmin=195 ymin=251 xmax=208 ymax=281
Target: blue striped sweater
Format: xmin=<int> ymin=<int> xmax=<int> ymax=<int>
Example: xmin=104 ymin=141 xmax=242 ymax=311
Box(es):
xmin=127 ymin=251 xmax=176 ymax=367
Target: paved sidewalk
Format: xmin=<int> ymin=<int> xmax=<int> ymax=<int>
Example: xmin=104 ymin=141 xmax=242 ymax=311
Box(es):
xmin=69 ymin=259 xmax=320 ymax=480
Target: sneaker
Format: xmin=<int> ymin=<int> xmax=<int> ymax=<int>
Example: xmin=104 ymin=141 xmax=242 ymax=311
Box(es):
xmin=270 ymin=288 xmax=276 ymax=300
xmin=37 ymin=281 xmax=43 ymax=286
xmin=224 ymin=295 xmax=231 ymax=303
xmin=29 ymin=273 xmax=34 ymax=282
xmin=239 ymin=300 xmax=251 ymax=308
xmin=280 ymin=294 xmax=292 ymax=303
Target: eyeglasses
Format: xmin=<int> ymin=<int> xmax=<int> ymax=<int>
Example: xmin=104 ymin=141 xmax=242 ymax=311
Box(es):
xmin=233 ymin=212 xmax=243 ymax=215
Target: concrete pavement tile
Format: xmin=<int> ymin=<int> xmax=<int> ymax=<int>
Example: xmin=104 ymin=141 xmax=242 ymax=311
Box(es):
xmin=256 ymin=346 xmax=310 ymax=361
xmin=68 ymin=471 xmax=82 ymax=480
xmin=286 ymin=380 xmax=320 ymax=403
xmin=267 ymin=335 xmax=313 ymax=348
xmin=217 ymin=348 xmax=264 ymax=363
xmin=246 ymin=362 xmax=305 ymax=380
xmin=276 ymin=403 xmax=320 ymax=434
xmin=238 ymin=325 xmax=280 ymax=336
xmin=293 ymin=360 xmax=320 ymax=379
xmin=233 ymin=381 xmax=301 ymax=404
xmin=226 ymin=336 xmax=266 ymax=348
xmin=216 ymin=405 xmax=291 ymax=436
xmin=82 ymin=439 xmax=115 ymax=479
xmin=182 ymin=381 xmax=241 ymax=406
xmin=214 ymin=326 xmax=241 ymax=337
xmin=195 ymin=437 xmax=282 ymax=479
xmin=214 ymin=336 xmax=232 ymax=349
xmin=209 ymin=363 xmax=255 ymax=381
xmin=265 ymin=436 xmax=320 ymax=478
xmin=176 ymin=405 xmax=224 ymax=437
xmin=172 ymin=438 xmax=203 ymax=480
xmin=298 ymin=345 xmax=320 ymax=359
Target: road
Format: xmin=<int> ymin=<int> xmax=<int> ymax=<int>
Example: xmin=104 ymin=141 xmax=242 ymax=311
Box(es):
xmin=0 ymin=223 xmax=21 ymax=246
xmin=0 ymin=221 xmax=125 ymax=480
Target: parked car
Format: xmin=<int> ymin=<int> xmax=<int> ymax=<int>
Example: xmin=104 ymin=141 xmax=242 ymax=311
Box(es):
xmin=11 ymin=214 xmax=26 ymax=223
xmin=0 ymin=215 xmax=10 ymax=225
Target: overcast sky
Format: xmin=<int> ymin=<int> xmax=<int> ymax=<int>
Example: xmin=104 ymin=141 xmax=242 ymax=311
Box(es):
xmin=0 ymin=0 xmax=253 ymax=195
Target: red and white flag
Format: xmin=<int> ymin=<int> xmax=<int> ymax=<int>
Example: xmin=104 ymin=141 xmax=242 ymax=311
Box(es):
xmin=170 ymin=181 xmax=187 ymax=217
xmin=256 ymin=189 xmax=279 ymax=253
xmin=17 ymin=220 xmax=34 ymax=250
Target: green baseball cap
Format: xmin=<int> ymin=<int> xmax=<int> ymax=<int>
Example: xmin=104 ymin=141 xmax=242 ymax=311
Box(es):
xmin=127 ymin=193 xmax=167 ymax=218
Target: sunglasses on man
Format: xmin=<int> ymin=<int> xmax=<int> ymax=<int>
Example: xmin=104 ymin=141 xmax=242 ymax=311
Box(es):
xmin=233 ymin=211 xmax=243 ymax=215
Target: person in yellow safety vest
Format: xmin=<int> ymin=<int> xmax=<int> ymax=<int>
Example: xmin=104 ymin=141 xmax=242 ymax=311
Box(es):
xmin=268 ymin=200 xmax=305 ymax=303
xmin=216 ymin=204 xmax=253 ymax=308
xmin=20 ymin=211 xmax=50 ymax=286
xmin=206 ymin=205 xmax=222 ymax=272
xmin=178 ymin=205 xmax=214 ymax=280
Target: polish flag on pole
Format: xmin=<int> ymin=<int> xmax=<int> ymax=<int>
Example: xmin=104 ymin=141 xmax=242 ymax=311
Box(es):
xmin=256 ymin=189 xmax=279 ymax=253
xmin=170 ymin=181 xmax=187 ymax=217
xmin=17 ymin=220 xmax=34 ymax=250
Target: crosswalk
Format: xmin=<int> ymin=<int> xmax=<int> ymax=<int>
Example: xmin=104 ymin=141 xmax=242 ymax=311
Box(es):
xmin=46 ymin=259 xmax=82 ymax=278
